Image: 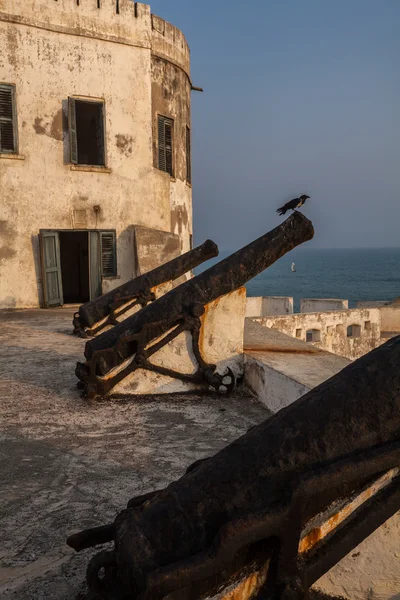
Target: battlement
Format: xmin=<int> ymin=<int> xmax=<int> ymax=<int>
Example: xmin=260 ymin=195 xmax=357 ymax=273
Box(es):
xmin=0 ymin=1 xmax=190 ymax=73
xmin=151 ymin=13 xmax=190 ymax=77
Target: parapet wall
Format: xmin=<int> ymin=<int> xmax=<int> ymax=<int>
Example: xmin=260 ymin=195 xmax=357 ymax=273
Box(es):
xmin=151 ymin=13 xmax=190 ymax=77
xmin=300 ymin=298 xmax=348 ymax=313
xmin=0 ymin=1 xmax=190 ymax=76
xmin=252 ymin=307 xmax=382 ymax=360
xmin=246 ymin=296 xmax=293 ymax=318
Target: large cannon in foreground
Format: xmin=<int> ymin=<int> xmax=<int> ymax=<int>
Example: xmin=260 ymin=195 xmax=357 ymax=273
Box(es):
xmin=73 ymin=240 xmax=219 ymax=337
xmin=68 ymin=337 xmax=400 ymax=600
xmin=75 ymin=212 xmax=314 ymax=398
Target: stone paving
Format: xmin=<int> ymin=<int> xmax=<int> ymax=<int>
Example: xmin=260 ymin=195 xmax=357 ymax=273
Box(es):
xmin=0 ymin=309 xmax=269 ymax=599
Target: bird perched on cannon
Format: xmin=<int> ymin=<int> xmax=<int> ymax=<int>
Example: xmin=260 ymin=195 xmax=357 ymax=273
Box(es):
xmin=277 ymin=195 xmax=310 ymax=216
xmin=67 ymin=327 xmax=400 ymax=599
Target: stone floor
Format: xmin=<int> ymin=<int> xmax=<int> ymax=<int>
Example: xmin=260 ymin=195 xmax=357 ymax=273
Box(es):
xmin=0 ymin=309 xmax=269 ymax=600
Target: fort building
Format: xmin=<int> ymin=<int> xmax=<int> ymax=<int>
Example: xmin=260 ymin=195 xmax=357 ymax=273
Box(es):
xmin=0 ymin=0 xmax=194 ymax=308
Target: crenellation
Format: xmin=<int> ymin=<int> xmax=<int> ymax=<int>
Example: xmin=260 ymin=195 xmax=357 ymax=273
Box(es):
xmin=1 ymin=0 xmax=152 ymax=49
xmin=151 ymin=13 xmax=190 ymax=77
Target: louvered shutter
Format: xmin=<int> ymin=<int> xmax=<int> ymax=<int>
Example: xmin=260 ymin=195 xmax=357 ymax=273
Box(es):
xmin=68 ymin=97 xmax=78 ymax=164
xmin=100 ymin=231 xmax=117 ymax=277
xmin=186 ymin=126 xmax=191 ymax=183
xmin=165 ymin=121 xmax=173 ymax=176
xmin=158 ymin=115 xmax=166 ymax=172
xmin=0 ymin=85 xmax=16 ymax=154
xmin=39 ymin=230 xmax=64 ymax=307
xmin=158 ymin=115 xmax=173 ymax=176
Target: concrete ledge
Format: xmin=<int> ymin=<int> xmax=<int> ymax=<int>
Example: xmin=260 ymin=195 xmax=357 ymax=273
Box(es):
xmin=244 ymin=320 xmax=349 ymax=412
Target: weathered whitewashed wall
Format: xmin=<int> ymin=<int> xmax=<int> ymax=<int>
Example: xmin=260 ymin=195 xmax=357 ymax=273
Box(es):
xmin=300 ymin=298 xmax=349 ymax=313
xmin=356 ymin=303 xmax=400 ymax=333
xmin=379 ymin=306 xmax=400 ymax=332
xmin=252 ymin=308 xmax=382 ymax=360
xmin=0 ymin=0 xmax=192 ymax=308
xmin=245 ymin=296 xmax=293 ymax=317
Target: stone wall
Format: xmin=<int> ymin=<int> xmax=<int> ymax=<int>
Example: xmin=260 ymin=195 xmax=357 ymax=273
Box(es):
xmin=252 ymin=308 xmax=382 ymax=360
xmin=0 ymin=0 xmax=192 ymax=308
xmin=300 ymin=298 xmax=349 ymax=313
xmin=245 ymin=296 xmax=293 ymax=317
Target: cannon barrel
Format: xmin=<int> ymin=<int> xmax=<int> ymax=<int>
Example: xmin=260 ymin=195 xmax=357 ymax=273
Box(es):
xmin=68 ymin=337 xmax=400 ymax=599
xmin=77 ymin=239 xmax=219 ymax=329
xmin=83 ymin=212 xmax=314 ymax=372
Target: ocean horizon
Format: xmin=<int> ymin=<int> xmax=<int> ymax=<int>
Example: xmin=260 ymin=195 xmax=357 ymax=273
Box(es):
xmin=195 ymin=247 xmax=400 ymax=312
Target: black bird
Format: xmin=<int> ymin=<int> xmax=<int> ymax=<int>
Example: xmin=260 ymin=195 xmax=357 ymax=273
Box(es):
xmin=277 ymin=194 xmax=310 ymax=216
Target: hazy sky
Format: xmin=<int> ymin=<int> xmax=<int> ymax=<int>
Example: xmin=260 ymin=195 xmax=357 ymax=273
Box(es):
xmin=150 ymin=0 xmax=399 ymax=250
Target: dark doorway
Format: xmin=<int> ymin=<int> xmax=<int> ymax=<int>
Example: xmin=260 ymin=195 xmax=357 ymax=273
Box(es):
xmin=75 ymin=100 xmax=105 ymax=166
xmin=59 ymin=231 xmax=90 ymax=303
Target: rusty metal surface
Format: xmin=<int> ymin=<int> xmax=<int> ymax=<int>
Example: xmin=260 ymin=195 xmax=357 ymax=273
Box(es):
xmin=68 ymin=336 xmax=400 ymax=600
xmin=75 ymin=212 xmax=314 ymax=397
xmin=73 ymin=239 xmax=219 ymax=336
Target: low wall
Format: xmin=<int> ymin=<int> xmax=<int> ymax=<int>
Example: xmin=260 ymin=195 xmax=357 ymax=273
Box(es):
xmin=356 ymin=303 xmax=400 ymax=333
xmin=245 ymin=296 xmax=293 ymax=317
xmin=243 ymin=320 xmax=349 ymax=413
xmin=300 ymin=298 xmax=348 ymax=313
xmin=380 ymin=306 xmax=400 ymax=332
xmin=252 ymin=308 xmax=382 ymax=360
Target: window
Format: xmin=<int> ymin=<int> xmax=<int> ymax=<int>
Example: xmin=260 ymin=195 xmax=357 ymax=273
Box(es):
xmin=0 ymin=84 xmax=17 ymax=154
xmin=100 ymin=231 xmax=117 ymax=277
xmin=347 ymin=324 xmax=361 ymax=338
xmin=68 ymin=97 xmax=105 ymax=166
xmin=158 ymin=115 xmax=173 ymax=176
xmin=306 ymin=329 xmax=321 ymax=343
xmin=364 ymin=320 xmax=371 ymax=331
xmin=186 ymin=126 xmax=191 ymax=183
xmin=295 ymin=328 xmax=302 ymax=338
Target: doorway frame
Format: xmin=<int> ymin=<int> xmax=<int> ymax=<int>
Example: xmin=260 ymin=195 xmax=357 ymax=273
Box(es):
xmin=39 ymin=228 xmax=116 ymax=308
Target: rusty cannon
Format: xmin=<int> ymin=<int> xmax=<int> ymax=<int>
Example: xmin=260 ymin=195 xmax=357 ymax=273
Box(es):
xmin=67 ymin=336 xmax=400 ymax=600
xmin=75 ymin=212 xmax=314 ymax=398
xmin=72 ymin=239 xmax=219 ymax=337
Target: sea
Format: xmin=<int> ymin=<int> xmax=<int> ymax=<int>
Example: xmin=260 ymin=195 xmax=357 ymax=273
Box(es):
xmin=195 ymin=247 xmax=400 ymax=312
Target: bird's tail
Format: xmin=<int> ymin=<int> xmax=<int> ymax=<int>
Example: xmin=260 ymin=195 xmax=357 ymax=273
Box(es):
xmin=276 ymin=207 xmax=287 ymax=216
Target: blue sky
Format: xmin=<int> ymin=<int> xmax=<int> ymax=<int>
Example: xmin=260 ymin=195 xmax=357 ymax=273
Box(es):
xmin=150 ymin=1 xmax=399 ymax=250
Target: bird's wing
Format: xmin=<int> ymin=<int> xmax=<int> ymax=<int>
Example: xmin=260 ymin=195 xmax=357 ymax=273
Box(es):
xmin=287 ymin=198 xmax=300 ymax=209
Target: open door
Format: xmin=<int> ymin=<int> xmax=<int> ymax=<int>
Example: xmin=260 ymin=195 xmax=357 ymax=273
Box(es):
xmin=89 ymin=231 xmax=102 ymax=300
xmin=39 ymin=230 xmax=64 ymax=307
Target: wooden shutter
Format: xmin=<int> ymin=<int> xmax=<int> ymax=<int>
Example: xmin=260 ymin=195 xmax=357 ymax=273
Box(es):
xmin=0 ymin=85 xmax=17 ymax=153
xmin=165 ymin=120 xmax=173 ymax=176
xmin=158 ymin=115 xmax=166 ymax=171
xmin=158 ymin=115 xmax=173 ymax=176
xmin=89 ymin=231 xmax=102 ymax=299
xmin=186 ymin=126 xmax=191 ymax=183
xmin=100 ymin=231 xmax=117 ymax=277
xmin=95 ymin=102 xmax=106 ymax=167
xmin=39 ymin=230 xmax=64 ymax=307
xmin=68 ymin=97 xmax=78 ymax=164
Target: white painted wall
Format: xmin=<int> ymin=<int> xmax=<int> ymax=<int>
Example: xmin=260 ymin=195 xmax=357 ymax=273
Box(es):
xmin=0 ymin=0 xmax=192 ymax=308
xmin=246 ymin=296 xmax=293 ymax=317
xmin=300 ymin=298 xmax=349 ymax=313
xmin=245 ymin=355 xmax=310 ymax=413
xmin=379 ymin=306 xmax=400 ymax=332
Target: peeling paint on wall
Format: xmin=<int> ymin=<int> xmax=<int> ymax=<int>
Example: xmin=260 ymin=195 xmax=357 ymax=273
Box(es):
xmin=0 ymin=1 xmax=193 ymax=308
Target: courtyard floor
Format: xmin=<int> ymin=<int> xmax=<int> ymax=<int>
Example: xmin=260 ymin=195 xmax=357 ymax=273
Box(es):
xmin=0 ymin=309 xmax=269 ymax=600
